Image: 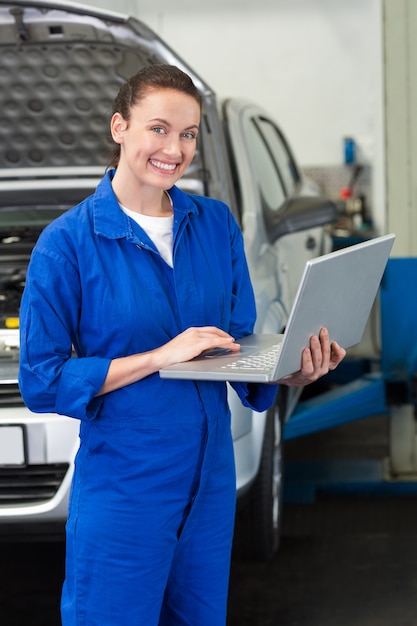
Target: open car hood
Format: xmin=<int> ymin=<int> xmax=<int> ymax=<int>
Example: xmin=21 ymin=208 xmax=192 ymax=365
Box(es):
xmin=0 ymin=0 xmax=211 ymax=189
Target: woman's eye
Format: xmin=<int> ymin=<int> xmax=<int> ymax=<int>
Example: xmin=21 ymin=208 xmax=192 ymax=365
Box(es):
xmin=152 ymin=127 xmax=165 ymax=134
xmin=182 ymin=132 xmax=196 ymax=140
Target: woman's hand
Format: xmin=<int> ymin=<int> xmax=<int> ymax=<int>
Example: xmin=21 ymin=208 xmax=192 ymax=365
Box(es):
xmin=158 ymin=326 xmax=240 ymax=367
xmin=275 ymin=327 xmax=346 ymax=387
xmin=97 ymin=326 xmax=240 ymax=396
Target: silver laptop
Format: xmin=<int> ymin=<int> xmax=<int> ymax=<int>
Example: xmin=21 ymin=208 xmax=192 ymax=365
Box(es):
xmin=159 ymin=234 xmax=395 ymax=383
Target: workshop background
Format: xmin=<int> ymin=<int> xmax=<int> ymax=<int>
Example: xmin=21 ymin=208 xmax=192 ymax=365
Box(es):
xmin=3 ymin=1 xmax=417 ymax=625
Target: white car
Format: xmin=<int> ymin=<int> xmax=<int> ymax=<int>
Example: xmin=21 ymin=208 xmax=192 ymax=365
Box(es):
xmin=0 ymin=0 xmax=337 ymax=560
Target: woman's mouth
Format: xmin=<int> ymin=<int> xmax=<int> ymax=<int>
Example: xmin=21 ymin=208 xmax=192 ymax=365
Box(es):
xmin=149 ymin=159 xmax=178 ymax=173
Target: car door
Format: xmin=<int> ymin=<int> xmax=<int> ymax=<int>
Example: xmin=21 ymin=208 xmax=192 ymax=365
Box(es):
xmin=224 ymin=97 xmax=334 ymax=421
xmin=223 ymin=98 xmax=333 ymax=330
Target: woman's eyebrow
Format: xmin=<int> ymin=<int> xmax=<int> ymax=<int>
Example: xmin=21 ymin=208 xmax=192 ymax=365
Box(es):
xmin=148 ymin=117 xmax=170 ymax=125
xmin=149 ymin=117 xmax=199 ymax=130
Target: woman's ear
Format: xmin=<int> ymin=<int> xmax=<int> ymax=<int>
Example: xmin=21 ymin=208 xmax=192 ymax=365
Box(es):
xmin=110 ymin=113 xmax=127 ymax=144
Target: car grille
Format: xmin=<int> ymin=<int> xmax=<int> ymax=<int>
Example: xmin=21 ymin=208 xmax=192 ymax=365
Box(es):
xmin=0 ymin=463 xmax=69 ymax=506
xmin=0 ymin=384 xmax=24 ymax=407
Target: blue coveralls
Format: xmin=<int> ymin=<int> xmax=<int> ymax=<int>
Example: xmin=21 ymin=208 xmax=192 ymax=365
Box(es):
xmin=19 ymin=171 xmax=277 ymax=626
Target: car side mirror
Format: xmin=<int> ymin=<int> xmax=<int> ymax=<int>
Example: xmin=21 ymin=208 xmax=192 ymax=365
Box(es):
xmin=264 ymin=196 xmax=340 ymax=244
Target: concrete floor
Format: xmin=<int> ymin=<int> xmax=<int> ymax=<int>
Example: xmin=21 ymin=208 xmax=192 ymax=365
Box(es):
xmin=2 ymin=414 xmax=417 ymax=625
xmin=229 ymin=496 xmax=417 ymax=625
xmin=228 ymin=414 xmax=417 ymax=625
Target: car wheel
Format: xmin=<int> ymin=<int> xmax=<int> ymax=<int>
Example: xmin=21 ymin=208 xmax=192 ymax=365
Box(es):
xmin=233 ymin=389 xmax=286 ymax=562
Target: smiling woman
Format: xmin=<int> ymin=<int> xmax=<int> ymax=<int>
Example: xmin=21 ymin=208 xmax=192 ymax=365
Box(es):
xmin=109 ymin=81 xmax=201 ymax=216
xmin=17 ymin=62 xmax=344 ymax=626
xmin=18 ymin=64 xmax=279 ymax=626
xmin=108 ymin=65 xmax=201 ymax=207
xmin=110 ymin=89 xmax=201 ymax=214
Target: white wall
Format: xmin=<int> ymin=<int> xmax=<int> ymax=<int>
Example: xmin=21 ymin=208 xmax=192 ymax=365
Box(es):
xmin=82 ymin=0 xmax=386 ymax=231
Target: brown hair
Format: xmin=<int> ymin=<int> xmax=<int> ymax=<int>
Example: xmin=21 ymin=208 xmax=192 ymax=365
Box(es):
xmin=108 ymin=64 xmax=202 ymax=169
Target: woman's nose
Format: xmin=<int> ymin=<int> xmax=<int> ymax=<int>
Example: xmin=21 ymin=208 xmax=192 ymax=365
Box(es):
xmin=163 ymin=135 xmax=182 ymax=157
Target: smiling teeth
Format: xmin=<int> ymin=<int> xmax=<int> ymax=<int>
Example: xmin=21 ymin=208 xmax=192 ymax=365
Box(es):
xmin=150 ymin=160 xmax=176 ymax=171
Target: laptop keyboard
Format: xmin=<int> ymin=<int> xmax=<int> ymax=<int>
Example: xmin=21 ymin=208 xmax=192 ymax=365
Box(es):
xmin=220 ymin=343 xmax=282 ymax=371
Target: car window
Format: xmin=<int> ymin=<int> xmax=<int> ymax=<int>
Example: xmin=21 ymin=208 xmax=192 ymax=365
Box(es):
xmin=247 ymin=119 xmax=286 ymax=212
xmin=256 ymin=117 xmax=300 ymax=195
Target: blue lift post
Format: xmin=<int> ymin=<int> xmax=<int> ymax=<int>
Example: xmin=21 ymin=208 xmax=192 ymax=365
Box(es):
xmin=283 ymin=257 xmax=417 ymax=503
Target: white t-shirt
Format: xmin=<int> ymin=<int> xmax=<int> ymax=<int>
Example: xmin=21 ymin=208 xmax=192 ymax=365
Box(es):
xmin=120 ymin=202 xmax=174 ymax=268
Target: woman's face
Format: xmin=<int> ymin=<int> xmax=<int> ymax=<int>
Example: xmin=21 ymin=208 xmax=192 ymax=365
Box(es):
xmin=111 ymin=87 xmax=200 ymax=191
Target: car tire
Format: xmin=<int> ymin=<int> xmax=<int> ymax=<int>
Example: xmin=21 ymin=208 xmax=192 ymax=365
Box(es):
xmin=233 ymin=388 xmax=286 ymax=562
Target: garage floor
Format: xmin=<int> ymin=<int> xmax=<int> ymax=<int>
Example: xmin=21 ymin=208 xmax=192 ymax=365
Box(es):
xmin=229 ymin=496 xmax=417 ymax=626
xmin=228 ymin=413 xmax=417 ymax=626
xmin=2 ymin=414 xmax=417 ymax=626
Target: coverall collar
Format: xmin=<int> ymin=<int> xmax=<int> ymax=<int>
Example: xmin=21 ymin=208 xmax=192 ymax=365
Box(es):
xmin=93 ymin=169 xmax=199 ymax=241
